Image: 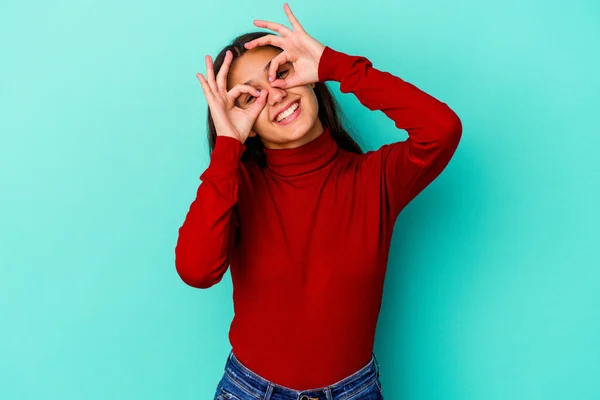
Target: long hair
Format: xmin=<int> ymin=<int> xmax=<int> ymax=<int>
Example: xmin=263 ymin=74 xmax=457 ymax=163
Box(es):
xmin=206 ymin=31 xmax=364 ymax=167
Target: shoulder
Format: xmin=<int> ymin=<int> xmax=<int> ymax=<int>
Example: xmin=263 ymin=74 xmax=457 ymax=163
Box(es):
xmin=334 ymin=146 xmax=389 ymax=187
xmin=343 ymin=141 xmax=407 ymax=175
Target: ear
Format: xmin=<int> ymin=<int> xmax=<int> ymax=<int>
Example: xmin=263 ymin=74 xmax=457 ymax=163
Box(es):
xmin=248 ymin=129 xmax=258 ymax=138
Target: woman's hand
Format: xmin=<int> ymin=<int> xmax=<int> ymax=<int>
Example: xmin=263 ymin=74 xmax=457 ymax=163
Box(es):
xmin=196 ymin=50 xmax=269 ymax=143
xmin=243 ymin=3 xmax=326 ymax=89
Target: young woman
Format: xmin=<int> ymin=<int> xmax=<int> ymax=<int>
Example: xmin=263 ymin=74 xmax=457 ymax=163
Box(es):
xmin=175 ymin=3 xmax=462 ymax=399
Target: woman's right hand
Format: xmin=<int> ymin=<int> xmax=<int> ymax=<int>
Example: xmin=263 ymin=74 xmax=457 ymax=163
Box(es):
xmin=196 ymin=50 xmax=268 ymax=143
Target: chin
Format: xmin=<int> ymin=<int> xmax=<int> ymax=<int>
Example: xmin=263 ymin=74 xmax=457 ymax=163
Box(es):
xmin=286 ymin=122 xmax=314 ymax=142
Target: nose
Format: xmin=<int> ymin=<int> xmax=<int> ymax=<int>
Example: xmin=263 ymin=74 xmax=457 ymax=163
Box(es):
xmin=265 ymin=85 xmax=287 ymax=107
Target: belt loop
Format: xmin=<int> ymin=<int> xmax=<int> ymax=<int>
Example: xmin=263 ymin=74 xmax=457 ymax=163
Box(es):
xmin=264 ymin=383 xmax=274 ymax=400
xmin=373 ymin=352 xmax=380 ymax=377
xmin=325 ymin=387 xmax=333 ymax=400
xmin=222 ymin=351 xmax=230 ymax=373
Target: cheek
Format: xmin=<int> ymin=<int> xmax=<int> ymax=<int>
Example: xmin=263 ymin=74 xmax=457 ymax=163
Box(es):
xmin=311 ymin=95 xmax=319 ymax=112
xmin=253 ymin=108 xmax=270 ymax=128
xmin=303 ymin=88 xmax=318 ymax=108
xmin=303 ymin=94 xmax=319 ymax=117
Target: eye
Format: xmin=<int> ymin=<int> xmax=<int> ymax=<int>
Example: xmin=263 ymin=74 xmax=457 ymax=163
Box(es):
xmin=244 ymin=70 xmax=289 ymax=104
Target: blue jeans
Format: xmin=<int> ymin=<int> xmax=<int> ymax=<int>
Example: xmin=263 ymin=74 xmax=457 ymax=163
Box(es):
xmin=214 ymin=350 xmax=384 ymax=399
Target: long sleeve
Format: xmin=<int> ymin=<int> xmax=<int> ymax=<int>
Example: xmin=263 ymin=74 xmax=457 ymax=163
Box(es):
xmin=318 ymin=46 xmax=462 ymax=220
xmin=174 ymin=135 xmax=246 ymax=288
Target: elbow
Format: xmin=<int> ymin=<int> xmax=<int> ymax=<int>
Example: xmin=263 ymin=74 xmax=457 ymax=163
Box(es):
xmin=440 ymin=112 xmax=462 ymax=148
xmin=174 ymin=247 xmax=226 ymax=289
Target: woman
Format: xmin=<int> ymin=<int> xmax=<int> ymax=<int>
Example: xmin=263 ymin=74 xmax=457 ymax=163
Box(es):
xmin=175 ymin=3 xmax=462 ymax=399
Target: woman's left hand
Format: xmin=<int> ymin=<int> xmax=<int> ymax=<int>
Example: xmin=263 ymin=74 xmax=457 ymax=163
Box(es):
xmin=244 ymin=3 xmax=326 ymax=89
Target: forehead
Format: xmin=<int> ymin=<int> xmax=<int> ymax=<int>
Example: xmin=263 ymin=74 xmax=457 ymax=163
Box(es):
xmin=227 ymin=46 xmax=283 ymax=90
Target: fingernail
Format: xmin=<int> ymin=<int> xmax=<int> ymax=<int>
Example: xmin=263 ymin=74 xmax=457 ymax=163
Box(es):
xmin=268 ymin=76 xmax=273 ymax=82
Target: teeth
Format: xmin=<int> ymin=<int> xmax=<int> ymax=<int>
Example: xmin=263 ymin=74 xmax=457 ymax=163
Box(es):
xmin=276 ymin=101 xmax=299 ymax=122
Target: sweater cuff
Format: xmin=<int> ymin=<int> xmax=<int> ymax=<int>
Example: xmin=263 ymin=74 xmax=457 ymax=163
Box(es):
xmin=318 ymin=46 xmax=354 ymax=83
xmin=208 ymin=135 xmax=246 ymax=170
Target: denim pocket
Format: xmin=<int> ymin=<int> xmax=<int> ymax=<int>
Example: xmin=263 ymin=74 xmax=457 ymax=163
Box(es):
xmin=344 ymin=378 xmax=384 ymax=400
xmin=215 ymin=387 xmax=242 ymax=400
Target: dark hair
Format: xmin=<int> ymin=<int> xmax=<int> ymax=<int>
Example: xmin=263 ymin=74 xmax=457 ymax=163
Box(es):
xmin=206 ymin=31 xmax=364 ymax=166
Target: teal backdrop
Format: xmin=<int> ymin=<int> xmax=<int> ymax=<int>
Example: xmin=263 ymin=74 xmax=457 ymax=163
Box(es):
xmin=1 ymin=0 xmax=599 ymax=399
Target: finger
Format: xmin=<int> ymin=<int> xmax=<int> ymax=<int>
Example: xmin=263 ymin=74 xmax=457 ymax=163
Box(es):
xmin=248 ymin=89 xmax=269 ymax=116
xmin=283 ymin=3 xmax=305 ymax=32
xmin=244 ymin=34 xmax=284 ymax=50
xmin=216 ymin=50 xmax=232 ymax=92
xmin=271 ymin=76 xmax=296 ymax=89
xmin=228 ymin=84 xmax=262 ymax=104
xmin=271 ymin=71 xmax=303 ymax=89
xmin=252 ymin=19 xmax=292 ymax=36
xmin=205 ymin=55 xmax=219 ymax=94
xmin=196 ymin=72 xmax=215 ymax=101
xmin=267 ymin=51 xmax=289 ymax=83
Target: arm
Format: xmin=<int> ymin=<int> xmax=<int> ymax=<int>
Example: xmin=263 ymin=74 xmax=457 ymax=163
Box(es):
xmin=174 ymin=135 xmax=246 ymax=288
xmin=318 ymin=46 xmax=462 ymax=219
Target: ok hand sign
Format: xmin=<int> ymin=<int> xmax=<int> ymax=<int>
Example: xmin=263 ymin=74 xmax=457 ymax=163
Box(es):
xmin=244 ymin=3 xmax=326 ymax=89
xmin=196 ymin=51 xmax=269 ymax=143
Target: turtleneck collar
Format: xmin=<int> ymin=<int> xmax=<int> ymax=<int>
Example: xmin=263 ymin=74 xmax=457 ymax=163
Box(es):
xmin=262 ymin=126 xmax=339 ymax=178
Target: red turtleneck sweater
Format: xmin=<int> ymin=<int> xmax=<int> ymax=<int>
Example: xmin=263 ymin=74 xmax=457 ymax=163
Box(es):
xmin=175 ymin=46 xmax=462 ymax=390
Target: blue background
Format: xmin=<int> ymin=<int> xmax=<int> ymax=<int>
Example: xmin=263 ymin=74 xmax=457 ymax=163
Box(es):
xmin=1 ymin=0 xmax=599 ymax=399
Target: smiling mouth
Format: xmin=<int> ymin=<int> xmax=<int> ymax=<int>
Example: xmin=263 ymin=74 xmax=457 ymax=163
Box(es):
xmin=274 ymin=100 xmax=301 ymax=125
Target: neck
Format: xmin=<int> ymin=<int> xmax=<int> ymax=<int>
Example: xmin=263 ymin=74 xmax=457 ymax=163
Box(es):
xmin=261 ymin=126 xmax=339 ymax=178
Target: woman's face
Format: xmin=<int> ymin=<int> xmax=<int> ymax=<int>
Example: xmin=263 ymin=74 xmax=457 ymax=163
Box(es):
xmin=226 ymin=46 xmax=323 ymax=150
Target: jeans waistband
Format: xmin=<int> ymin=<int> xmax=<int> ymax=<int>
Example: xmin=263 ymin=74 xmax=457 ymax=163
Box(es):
xmin=222 ymin=350 xmax=381 ymax=399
